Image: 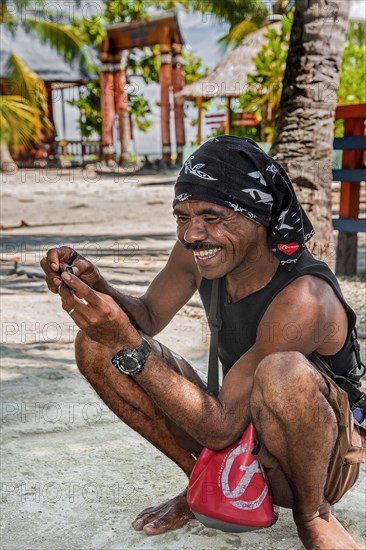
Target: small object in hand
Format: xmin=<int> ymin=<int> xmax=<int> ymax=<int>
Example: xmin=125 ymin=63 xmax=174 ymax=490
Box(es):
xmin=59 ymin=262 xmax=74 ymax=275
xmin=58 ymin=253 xmax=77 ymax=277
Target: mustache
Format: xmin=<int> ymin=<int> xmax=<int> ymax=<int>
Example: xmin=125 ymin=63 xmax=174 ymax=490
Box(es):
xmin=183 ymin=242 xmax=221 ymax=252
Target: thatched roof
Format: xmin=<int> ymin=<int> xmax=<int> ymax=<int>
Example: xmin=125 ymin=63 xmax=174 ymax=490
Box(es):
xmin=0 ymin=25 xmax=96 ymax=87
xmin=176 ymin=22 xmax=281 ymax=102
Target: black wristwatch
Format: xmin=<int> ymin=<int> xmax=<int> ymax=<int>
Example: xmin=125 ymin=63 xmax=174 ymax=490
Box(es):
xmin=111 ymin=338 xmax=151 ymax=376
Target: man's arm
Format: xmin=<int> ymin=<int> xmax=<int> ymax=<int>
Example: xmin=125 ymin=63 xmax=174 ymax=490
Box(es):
xmin=56 ymin=271 xmax=348 ymax=450
xmin=42 ymin=241 xmax=199 ymax=337
xmin=102 ymin=241 xmax=200 ymax=335
xmin=133 ymin=275 xmax=348 ymax=449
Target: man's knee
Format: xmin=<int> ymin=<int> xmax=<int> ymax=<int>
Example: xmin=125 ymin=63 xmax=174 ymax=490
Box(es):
xmin=251 ymin=352 xmax=330 ymax=421
xmin=253 ymin=351 xmax=321 ymax=399
xmin=74 ymin=330 xmax=102 ymax=377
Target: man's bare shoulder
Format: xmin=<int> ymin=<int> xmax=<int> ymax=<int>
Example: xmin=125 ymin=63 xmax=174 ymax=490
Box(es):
xmin=262 ymin=274 xmax=348 ymax=355
xmin=274 ymin=274 xmax=341 ymax=313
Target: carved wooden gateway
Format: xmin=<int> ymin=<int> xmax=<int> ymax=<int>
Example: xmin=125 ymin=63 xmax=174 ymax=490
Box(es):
xmin=100 ymin=13 xmax=186 ymax=164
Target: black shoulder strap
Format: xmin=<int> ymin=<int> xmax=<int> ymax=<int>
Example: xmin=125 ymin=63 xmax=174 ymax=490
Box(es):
xmin=309 ymin=344 xmax=366 ymax=417
xmin=207 ymin=278 xmax=222 ymax=397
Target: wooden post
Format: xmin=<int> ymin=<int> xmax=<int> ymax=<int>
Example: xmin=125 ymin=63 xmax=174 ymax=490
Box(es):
xmin=45 ymin=83 xmax=55 ymax=136
xmin=100 ymin=63 xmax=116 ymax=162
xmin=172 ymin=43 xmax=185 ymax=165
xmin=225 ymin=96 xmax=232 ymax=135
xmin=196 ymin=97 xmax=203 ymax=145
xmin=159 ymin=44 xmax=172 ymax=165
xmin=61 ymin=88 xmax=66 ymax=139
xmin=114 ymin=63 xmax=130 ymax=164
xmin=44 ymin=82 xmax=58 ymax=161
xmin=336 ymin=116 xmax=364 ymax=275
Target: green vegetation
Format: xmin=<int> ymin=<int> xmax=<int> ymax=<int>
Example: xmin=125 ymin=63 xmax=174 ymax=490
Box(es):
xmin=0 ymin=0 xmax=87 ymax=166
xmin=0 ymin=53 xmax=53 ymax=170
xmin=70 ymin=0 xmax=206 ymax=140
xmin=236 ymin=17 xmax=365 ymax=142
xmin=337 ymin=20 xmax=366 ymax=105
xmin=239 ymin=13 xmax=293 ymax=142
xmin=190 ymin=0 xmax=292 ymax=45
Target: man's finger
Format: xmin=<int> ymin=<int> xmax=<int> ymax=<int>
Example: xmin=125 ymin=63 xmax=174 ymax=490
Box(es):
xmin=40 ymin=256 xmax=62 ymax=293
xmin=46 ymin=247 xmax=76 ymax=273
xmin=58 ymin=282 xmax=89 ymax=318
xmin=60 ymin=271 xmax=102 ymax=307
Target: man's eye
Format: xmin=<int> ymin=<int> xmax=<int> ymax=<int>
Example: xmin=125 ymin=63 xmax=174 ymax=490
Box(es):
xmin=176 ymin=216 xmax=189 ymax=222
xmin=204 ymin=217 xmax=220 ymax=222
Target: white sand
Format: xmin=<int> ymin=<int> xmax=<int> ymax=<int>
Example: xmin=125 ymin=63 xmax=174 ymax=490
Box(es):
xmin=1 ymin=167 xmax=365 ymax=549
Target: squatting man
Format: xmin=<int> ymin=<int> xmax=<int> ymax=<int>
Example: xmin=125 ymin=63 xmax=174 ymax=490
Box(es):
xmin=41 ymin=137 xmax=366 ymax=550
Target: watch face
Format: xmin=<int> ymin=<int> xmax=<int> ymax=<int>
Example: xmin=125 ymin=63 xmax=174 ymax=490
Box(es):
xmin=122 ymin=353 xmax=139 ymax=371
xmin=112 ymin=340 xmax=151 ymax=376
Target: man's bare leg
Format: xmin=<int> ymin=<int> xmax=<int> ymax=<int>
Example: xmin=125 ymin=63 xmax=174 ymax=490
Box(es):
xmin=251 ymin=351 xmax=359 ymax=550
xmin=75 ymin=331 xmax=195 ymax=535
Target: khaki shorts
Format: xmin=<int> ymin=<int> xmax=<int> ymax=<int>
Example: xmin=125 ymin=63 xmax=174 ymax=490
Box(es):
xmin=252 ymin=372 xmax=366 ymax=507
xmin=155 ymin=340 xmax=366 ymax=509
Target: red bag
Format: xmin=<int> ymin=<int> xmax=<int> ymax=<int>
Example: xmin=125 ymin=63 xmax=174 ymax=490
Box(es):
xmin=187 ymin=423 xmax=275 ymax=532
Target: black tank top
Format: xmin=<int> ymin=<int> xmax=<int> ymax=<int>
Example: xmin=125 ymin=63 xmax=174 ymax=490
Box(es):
xmin=199 ymin=250 xmax=360 ymax=383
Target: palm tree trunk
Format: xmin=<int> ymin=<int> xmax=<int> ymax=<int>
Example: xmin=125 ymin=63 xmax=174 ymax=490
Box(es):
xmin=0 ymin=142 xmax=17 ymax=173
xmin=270 ymin=0 xmax=349 ymax=262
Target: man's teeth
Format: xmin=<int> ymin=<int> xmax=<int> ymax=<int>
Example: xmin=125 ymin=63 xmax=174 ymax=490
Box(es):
xmin=193 ymin=248 xmax=220 ymax=258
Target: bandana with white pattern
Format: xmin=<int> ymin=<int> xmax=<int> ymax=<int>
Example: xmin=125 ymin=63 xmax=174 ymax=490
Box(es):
xmin=173 ymin=136 xmax=315 ymax=270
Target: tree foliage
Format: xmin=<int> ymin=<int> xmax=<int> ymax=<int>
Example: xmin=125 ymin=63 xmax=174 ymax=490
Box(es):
xmin=1 ymin=1 xmax=89 ymax=70
xmin=71 ymin=0 xmax=206 ymax=139
xmin=239 ymin=14 xmax=292 ymax=141
xmin=190 ymin=0 xmax=292 ymax=45
xmin=235 ymin=15 xmax=364 ymax=142
xmin=0 ymin=53 xmax=52 ymax=148
xmin=337 ymin=20 xmax=366 ymax=105
xmin=0 ymin=0 xmax=87 ymax=155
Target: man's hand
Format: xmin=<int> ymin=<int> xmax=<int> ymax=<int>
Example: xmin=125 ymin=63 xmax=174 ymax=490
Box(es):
xmin=56 ymin=271 xmax=141 ymax=351
xmin=40 ymin=246 xmax=105 ymax=294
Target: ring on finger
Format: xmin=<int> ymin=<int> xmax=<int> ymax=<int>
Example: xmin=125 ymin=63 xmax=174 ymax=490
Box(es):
xmin=68 ymin=308 xmax=75 ymax=315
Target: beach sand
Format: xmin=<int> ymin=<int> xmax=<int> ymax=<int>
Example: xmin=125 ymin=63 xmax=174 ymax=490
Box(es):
xmin=1 ymin=167 xmax=365 ymax=550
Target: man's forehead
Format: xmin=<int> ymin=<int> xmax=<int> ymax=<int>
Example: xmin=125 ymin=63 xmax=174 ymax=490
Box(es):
xmin=173 ymin=200 xmax=232 ymax=215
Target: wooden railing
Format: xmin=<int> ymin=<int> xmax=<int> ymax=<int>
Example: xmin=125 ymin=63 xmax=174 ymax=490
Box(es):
xmin=56 ymin=139 xmax=101 ymax=165
xmin=332 ymin=104 xmax=366 ymax=275
xmin=205 ymin=112 xmax=259 ymax=130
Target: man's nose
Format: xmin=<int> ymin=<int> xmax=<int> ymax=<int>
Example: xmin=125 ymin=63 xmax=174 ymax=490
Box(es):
xmin=183 ymin=218 xmax=208 ymax=243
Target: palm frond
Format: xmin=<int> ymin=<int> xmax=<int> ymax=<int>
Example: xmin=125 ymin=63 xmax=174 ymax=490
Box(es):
xmin=191 ymin=0 xmax=267 ymax=28
xmin=7 ymin=52 xmax=44 ymax=106
xmin=0 ymin=2 xmax=15 ymax=25
xmin=0 ymin=95 xmax=43 ymax=146
xmin=221 ymin=17 xmax=264 ymax=46
xmin=6 ymin=54 xmax=53 ymax=138
xmin=25 ymin=18 xmax=90 ymax=72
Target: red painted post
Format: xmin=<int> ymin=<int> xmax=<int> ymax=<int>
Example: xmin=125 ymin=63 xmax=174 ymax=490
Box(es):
xmin=172 ymin=43 xmax=185 ymax=165
xmin=339 ymin=117 xmax=363 ymax=218
xmin=159 ymin=44 xmax=172 ymax=165
xmin=335 ymin=104 xmax=365 ymax=275
xmin=114 ymin=64 xmax=130 ymax=165
xmin=100 ymin=64 xmax=116 ymax=162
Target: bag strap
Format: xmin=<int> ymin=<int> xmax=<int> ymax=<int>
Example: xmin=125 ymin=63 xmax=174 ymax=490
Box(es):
xmin=308 ymin=350 xmax=366 ymax=415
xmin=207 ymin=278 xmax=222 ymax=397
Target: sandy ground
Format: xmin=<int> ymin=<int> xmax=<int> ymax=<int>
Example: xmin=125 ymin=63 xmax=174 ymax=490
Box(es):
xmin=1 ymin=167 xmax=365 ymax=550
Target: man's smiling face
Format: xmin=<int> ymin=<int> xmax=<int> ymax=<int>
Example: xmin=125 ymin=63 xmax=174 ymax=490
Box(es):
xmin=173 ymin=200 xmax=266 ymax=279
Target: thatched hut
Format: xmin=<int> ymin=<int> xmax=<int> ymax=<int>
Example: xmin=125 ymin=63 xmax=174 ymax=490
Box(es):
xmin=0 ymin=25 xmax=96 ymax=164
xmin=175 ymin=22 xmax=281 ymax=143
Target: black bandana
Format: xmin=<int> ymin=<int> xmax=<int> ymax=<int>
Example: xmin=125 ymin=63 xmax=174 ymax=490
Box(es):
xmin=173 ymin=136 xmax=315 ymax=270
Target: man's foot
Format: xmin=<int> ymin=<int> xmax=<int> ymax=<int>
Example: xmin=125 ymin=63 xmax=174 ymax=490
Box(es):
xmin=132 ymin=491 xmax=194 ymax=535
xmin=297 ymin=512 xmax=360 ymax=550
